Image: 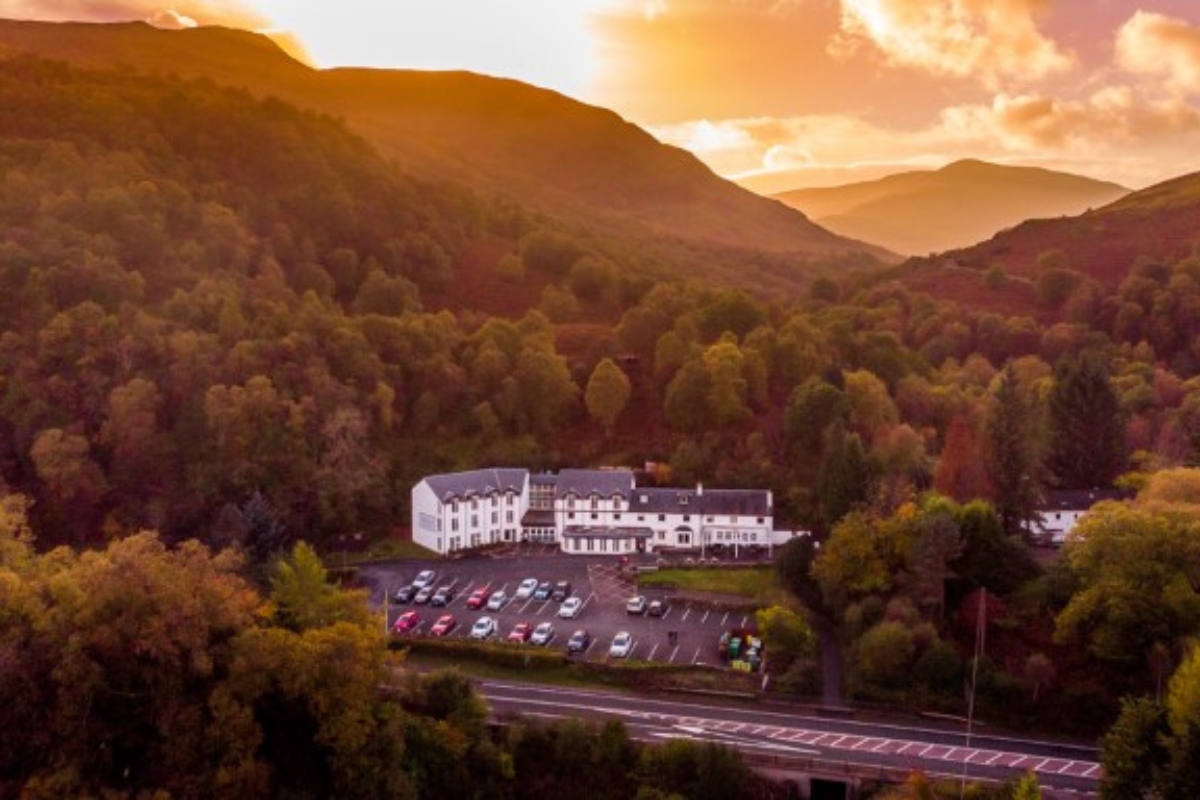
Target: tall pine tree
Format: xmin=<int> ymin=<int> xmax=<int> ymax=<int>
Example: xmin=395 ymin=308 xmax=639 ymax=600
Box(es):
xmin=1047 ymin=355 xmax=1125 ymax=488
xmin=986 ymin=363 xmax=1043 ymax=537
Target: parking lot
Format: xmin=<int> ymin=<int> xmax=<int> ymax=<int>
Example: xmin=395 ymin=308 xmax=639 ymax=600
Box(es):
xmin=360 ymin=554 xmax=760 ymax=666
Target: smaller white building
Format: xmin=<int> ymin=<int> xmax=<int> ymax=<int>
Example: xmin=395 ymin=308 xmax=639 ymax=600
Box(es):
xmin=1032 ymin=488 xmax=1134 ymax=545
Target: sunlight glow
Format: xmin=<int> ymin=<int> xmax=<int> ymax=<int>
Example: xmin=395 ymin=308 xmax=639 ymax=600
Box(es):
xmin=249 ymin=0 xmax=615 ymax=96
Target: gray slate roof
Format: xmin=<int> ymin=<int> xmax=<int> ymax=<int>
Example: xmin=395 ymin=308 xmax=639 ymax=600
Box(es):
xmin=423 ymin=468 xmax=528 ymax=501
xmin=631 ymin=487 xmax=771 ymax=517
xmin=553 ymin=468 xmax=635 ymax=499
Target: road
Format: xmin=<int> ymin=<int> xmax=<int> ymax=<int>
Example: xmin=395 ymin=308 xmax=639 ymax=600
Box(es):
xmin=477 ymin=680 xmax=1101 ymax=796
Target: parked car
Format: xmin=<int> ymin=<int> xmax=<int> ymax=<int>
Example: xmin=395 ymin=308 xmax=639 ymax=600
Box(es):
xmin=531 ymin=621 xmax=555 ymax=645
xmin=533 ymin=581 xmax=554 ymax=601
xmin=430 ymin=614 xmax=457 ymax=637
xmin=647 ymin=599 xmax=668 ymax=617
xmin=558 ymin=596 xmax=583 ymax=619
xmin=626 ymin=595 xmax=647 ymax=615
xmin=507 ymin=622 xmax=534 ymax=643
xmin=515 ymin=578 xmax=539 ymax=599
xmin=567 ymin=629 xmax=591 ymax=654
xmin=470 ymin=616 xmax=497 ymax=639
xmin=552 ymin=581 xmax=572 ymax=601
xmin=414 ymin=585 xmax=435 ymax=604
xmin=466 ymin=586 xmax=491 ymax=610
xmin=392 ymin=610 xmax=420 ymax=634
xmin=412 ymin=569 xmax=437 ymax=589
xmin=486 ymin=590 xmax=508 ymax=611
xmin=393 ymin=585 xmax=417 ymax=604
xmin=430 ymin=585 xmax=456 ymax=607
xmin=609 ymin=631 xmax=634 ymax=658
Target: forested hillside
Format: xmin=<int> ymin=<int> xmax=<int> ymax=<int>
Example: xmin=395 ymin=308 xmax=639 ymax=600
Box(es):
xmin=0 ymin=18 xmax=892 ymax=282
xmin=4 ymin=30 xmax=1200 ymax=797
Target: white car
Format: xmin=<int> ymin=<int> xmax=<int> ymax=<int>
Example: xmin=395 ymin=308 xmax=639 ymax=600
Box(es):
xmin=412 ymin=569 xmax=438 ymax=589
xmin=515 ymin=578 xmax=539 ymax=599
xmin=531 ymin=621 xmax=555 ymax=645
xmin=486 ymin=590 xmax=508 ymax=611
xmin=470 ymin=616 xmax=497 ymax=639
xmin=557 ymin=596 xmax=583 ymax=619
xmin=609 ymin=631 xmax=633 ymax=658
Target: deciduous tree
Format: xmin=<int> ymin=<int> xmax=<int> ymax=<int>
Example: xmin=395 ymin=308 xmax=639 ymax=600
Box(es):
xmin=585 ymin=357 xmax=632 ymax=436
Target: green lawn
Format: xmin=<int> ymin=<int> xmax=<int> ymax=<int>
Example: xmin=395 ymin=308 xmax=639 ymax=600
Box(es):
xmin=637 ymin=566 xmax=779 ymax=603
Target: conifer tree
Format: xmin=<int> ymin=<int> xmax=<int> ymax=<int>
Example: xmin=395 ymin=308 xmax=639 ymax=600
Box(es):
xmin=1047 ymin=355 xmax=1125 ymax=488
xmin=985 ymin=363 xmax=1043 ymax=536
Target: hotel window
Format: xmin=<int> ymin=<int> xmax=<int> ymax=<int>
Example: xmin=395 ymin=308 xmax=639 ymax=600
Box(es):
xmin=591 ymin=513 xmax=598 ymax=520
xmin=591 ymin=496 xmax=599 ymax=510
xmin=471 ymin=515 xmax=478 ymax=528
xmin=491 ymin=512 xmax=498 ymax=524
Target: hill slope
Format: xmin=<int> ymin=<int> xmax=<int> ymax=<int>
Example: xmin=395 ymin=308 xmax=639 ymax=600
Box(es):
xmin=775 ymin=159 xmax=1128 ymax=256
xmin=890 ymin=170 xmax=1200 ymax=317
xmin=0 ymin=18 xmax=890 ymax=267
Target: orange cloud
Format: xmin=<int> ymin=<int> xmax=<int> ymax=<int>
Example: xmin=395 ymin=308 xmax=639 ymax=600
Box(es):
xmin=652 ymin=83 xmax=1200 ymax=193
xmin=835 ymin=0 xmax=1073 ymax=88
xmin=1117 ymin=11 xmax=1200 ymax=94
xmin=148 ymin=9 xmax=197 ymax=28
xmin=0 ymin=1 xmax=268 ymax=28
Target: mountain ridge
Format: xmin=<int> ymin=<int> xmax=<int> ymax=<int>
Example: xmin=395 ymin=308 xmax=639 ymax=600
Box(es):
xmin=775 ymin=159 xmax=1129 ymax=256
xmin=0 ymin=18 xmax=892 ymax=268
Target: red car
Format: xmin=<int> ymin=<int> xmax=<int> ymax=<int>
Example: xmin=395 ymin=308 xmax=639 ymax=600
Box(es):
xmin=392 ymin=610 xmax=421 ymax=634
xmin=430 ymin=614 xmax=457 ymax=637
xmin=507 ymin=622 xmax=533 ymax=643
xmin=466 ymin=585 xmax=491 ymax=610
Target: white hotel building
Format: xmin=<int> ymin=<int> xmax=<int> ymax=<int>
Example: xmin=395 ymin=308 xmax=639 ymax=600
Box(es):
xmin=411 ymin=467 xmax=787 ymax=556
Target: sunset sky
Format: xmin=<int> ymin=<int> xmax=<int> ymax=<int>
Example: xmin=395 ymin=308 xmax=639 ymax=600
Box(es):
xmin=4 ymin=1 xmax=1200 ymax=192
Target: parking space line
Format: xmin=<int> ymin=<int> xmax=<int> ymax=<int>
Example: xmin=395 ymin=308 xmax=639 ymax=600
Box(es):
xmin=691 ymin=646 xmax=702 ymax=664
xmin=668 ymin=645 xmax=680 ymax=663
xmin=648 ymin=643 xmax=659 ymax=661
xmin=680 ymin=607 xmax=691 ymax=622
xmin=701 ymin=609 xmax=710 ymax=624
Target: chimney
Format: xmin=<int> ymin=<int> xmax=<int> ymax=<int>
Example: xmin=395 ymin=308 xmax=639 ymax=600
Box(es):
xmin=696 ymin=482 xmax=703 ymax=497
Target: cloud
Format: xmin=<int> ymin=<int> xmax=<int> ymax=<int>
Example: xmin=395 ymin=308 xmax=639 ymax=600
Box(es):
xmin=644 ymin=0 xmax=667 ymax=22
xmin=148 ymin=9 xmax=196 ymax=28
xmin=0 ymin=1 xmax=268 ymax=28
xmin=1116 ymin=11 xmax=1200 ymax=94
xmin=650 ymin=86 xmax=1200 ymax=192
xmin=834 ymin=0 xmax=1073 ymax=89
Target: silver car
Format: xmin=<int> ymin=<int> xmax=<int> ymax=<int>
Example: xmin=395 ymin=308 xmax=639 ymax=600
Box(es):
xmin=531 ymin=621 xmax=555 ymax=645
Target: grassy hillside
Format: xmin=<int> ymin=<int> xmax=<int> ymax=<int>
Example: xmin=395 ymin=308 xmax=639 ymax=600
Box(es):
xmin=776 ymin=159 xmax=1128 ymax=256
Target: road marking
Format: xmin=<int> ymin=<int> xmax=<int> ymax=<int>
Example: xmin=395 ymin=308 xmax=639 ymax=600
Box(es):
xmin=721 ymin=612 xmax=730 ymax=626
xmin=668 ymin=645 xmax=680 ymax=663
xmin=691 ymin=646 xmax=702 ymax=664
xmin=681 ymin=608 xmax=691 ymax=622
xmin=701 ymin=609 xmax=710 ymax=624
xmin=986 ymin=753 xmax=1001 ymax=764
xmin=648 ymin=643 xmax=660 ymax=660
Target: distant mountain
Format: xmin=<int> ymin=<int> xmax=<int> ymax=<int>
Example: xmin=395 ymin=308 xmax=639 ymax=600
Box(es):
xmin=775 ymin=159 xmax=1128 ymax=256
xmin=889 ymin=170 xmax=1200 ymax=317
xmin=0 ymin=18 xmax=891 ymax=277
